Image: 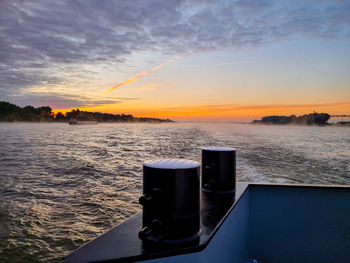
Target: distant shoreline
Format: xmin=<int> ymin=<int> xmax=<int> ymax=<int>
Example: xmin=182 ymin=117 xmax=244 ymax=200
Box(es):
xmin=252 ymin=112 xmax=350 ymax=127
xmin=0 ymin=101 xmax=173 ymax=123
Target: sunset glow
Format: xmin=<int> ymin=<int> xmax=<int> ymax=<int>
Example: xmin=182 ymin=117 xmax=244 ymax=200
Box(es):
xmin=53 ymin=100 xmax=350 ymax=122
xmin=1 ymin=1 xmax=350 ymax=121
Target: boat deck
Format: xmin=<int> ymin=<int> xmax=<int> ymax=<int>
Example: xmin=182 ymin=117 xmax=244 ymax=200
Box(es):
xmin=64 ymin=183 xmax=350 ymax=263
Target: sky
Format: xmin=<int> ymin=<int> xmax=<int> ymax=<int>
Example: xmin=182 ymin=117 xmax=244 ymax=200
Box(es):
xmin=1 ymin=0 xmax=350 ymax=121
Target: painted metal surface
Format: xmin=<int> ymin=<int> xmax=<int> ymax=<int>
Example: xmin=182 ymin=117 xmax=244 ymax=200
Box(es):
xmin=64 ymin=183 xmax=350 ymax=263
xmin=64 ymin=183 xmax=248 ymax=263
xmin=142 ymin=184 xmax=350 ymax=263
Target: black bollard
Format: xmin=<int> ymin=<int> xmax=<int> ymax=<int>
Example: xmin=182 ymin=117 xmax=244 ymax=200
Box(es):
xmin=202 ymin=147 xmax=236 ymax=193
xmin=139 ymin=159 xmax=201 ymax=244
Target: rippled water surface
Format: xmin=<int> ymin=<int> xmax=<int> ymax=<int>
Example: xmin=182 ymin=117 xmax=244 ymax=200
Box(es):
xmin=0 ymin=122 xmax=349 ymax=262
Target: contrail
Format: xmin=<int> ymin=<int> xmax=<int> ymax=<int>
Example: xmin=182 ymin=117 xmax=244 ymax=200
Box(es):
xmin=104 ymin=50 xmax=194 ymax=94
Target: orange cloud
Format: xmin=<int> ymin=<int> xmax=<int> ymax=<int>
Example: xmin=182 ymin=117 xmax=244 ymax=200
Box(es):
xmin=134 ymin=83 xmax=163 ymax=91
xmin=104 ymin=50 xmax=194 ymax=94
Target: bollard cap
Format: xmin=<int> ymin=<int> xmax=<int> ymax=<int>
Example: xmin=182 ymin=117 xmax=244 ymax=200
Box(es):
xmin=202 ymin=147 xmax=235 ymax=151
xmin=144 ymin=159 xmax=199 ymax=169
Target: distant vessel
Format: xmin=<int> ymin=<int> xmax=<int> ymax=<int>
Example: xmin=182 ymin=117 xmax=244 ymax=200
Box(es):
xmin=68 ymin=119 xmax=98 ymax=125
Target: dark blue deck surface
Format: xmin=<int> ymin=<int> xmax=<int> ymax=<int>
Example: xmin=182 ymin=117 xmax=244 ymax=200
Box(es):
xmin=249 ymin=184 xmax=350 ymax=263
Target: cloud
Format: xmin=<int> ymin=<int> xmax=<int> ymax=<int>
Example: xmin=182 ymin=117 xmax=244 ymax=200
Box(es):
xmin=0 ymin=0 xmax=349 ymax=102
xmin=105 ymin=50 xmax=193 ymax=93
xmin=6 ymin=92 xmax=139 ymax=109
xmin=134 ymin=83 xmax=164 ymax=91
xmin=163 ymin=101 xmax=350 ymax=112
xmin=169 ymin=60 xmax=257 ymax=68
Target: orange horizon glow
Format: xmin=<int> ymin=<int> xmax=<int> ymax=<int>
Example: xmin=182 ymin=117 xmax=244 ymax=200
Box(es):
xmin=52 ymin=100 xmax=350 ymax=121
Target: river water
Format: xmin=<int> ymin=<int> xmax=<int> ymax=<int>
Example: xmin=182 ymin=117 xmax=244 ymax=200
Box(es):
xmin=0 ymin=122 xmax=349 ymax=262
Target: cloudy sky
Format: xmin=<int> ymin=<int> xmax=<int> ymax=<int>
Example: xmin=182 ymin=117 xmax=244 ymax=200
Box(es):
xmin=1 ymin=0 xmax=350 ymax=120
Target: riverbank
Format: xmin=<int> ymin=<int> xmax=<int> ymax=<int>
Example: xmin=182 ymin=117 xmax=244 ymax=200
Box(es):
xmin=252 ymin=112 xmax=334 ymax=126
xmin=0 ymin=101 xmax=173 ymax=123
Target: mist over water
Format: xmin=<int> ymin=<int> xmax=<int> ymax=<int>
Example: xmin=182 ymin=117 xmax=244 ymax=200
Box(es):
xmin=0 ymin=122 xmax=349 ymax=262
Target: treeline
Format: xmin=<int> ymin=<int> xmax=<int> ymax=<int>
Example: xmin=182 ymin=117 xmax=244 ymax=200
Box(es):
xmin=60 ymin=108 xmax=173 ymax=123
xmin=0 ymin=101 xmax=53 ymax=122
xmin=0 ymin=101 xmax=173 ymax=123
xmin=252 ymin=112 xmax=330 ymax=125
